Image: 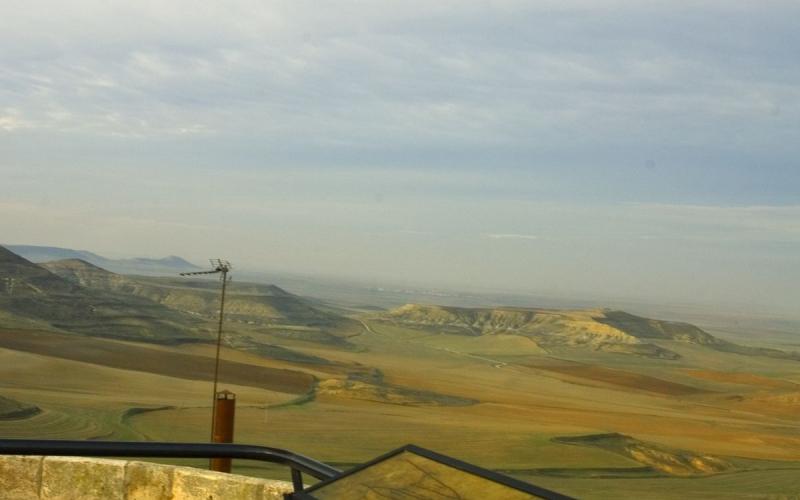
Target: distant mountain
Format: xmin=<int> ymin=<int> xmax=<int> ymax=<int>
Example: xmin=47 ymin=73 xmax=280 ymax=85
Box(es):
xmin=0 ymin=246 xmax=206 ymax=343
xmin=377 ymin=304 xmax=800 ymax=361
xmin=3 ymin=245 xmax=106 ymax=264
xmin=5 ymin=245 xmax=201 ymax=276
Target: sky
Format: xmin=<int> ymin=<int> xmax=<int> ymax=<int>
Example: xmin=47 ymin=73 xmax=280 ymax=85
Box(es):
xmin=1 ymin=1 xmax=798 ymax=315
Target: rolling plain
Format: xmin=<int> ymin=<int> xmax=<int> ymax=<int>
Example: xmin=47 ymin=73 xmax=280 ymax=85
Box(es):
xmin=2 ymin=246 xmax=800 ymax=498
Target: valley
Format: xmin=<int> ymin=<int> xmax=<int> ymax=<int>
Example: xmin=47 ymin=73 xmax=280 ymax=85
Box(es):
xmin=1 ymin=246 xmax=800 ymax=498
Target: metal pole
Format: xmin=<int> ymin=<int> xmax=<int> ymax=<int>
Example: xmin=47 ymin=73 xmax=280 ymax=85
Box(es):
xmin=209 ymin=267 xmax=228 ymax=443
xmin=211 ymin=391 xmax=236 ymax=472
xmin=178 ymin=260 xmax=232 ymax=470
xmin=291 ymin=468 xmax=304 ymax=492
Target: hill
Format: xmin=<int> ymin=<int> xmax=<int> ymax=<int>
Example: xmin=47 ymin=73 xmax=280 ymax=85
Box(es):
xmin=0 ymin=246 xmax=205 ymax=343
xmin=5 ymin=244 xmax=201 ymax=275
xmin=41 ymin=257 xmax=363 ymax=348
xmin=376 ymin=304 xmax=800 ymax=361
xmin=40 ymin=258 xmax=130 ymax=289
xmin=0 ymin=245 xmax=78 ymax=295
xmin=552 ymin=433 xmax=733 ymax=476
xmin=0 ymin=395 xmax=41 ymax=420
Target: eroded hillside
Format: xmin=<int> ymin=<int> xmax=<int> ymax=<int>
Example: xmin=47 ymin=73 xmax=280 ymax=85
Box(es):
xmin=375 ymin=304 xmax=799 ymax=361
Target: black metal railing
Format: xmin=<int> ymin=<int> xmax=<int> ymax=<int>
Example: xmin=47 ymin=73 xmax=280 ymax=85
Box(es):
xmin=0 ymin=439 xmax=340 ymax=493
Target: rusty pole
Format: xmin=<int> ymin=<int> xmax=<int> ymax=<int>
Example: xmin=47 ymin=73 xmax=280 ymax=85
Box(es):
xmin=210 ymin=390 xmax=236 ymax=472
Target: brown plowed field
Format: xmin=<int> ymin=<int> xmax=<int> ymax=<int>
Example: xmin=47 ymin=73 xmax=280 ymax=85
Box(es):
xmin=682 ymin=369 xmax=796 ymax=389
xmin=0 ymin=329 xmax=313 ymax=394
xmin=529 ymin=362 xmax=706 ymax=396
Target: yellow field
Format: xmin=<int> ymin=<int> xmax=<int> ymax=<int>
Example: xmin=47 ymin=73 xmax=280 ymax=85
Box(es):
xmin=2 ymin=317 xmax=800 ymax=498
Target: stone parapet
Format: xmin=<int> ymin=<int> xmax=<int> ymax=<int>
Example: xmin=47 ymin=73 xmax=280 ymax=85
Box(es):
xmin=0 ymin=455 xmax=294 ymax=500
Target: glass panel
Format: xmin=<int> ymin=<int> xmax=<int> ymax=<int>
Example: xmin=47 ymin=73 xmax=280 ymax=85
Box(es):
xmin=308 ymin=450 xmax=541 ymax=499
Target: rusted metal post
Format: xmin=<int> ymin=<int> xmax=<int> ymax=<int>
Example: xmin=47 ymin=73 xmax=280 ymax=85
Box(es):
xmin=210 ymin=390 xmax=236 ymax=472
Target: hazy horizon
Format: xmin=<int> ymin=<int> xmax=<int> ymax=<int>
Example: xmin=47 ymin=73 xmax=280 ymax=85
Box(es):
xmin=2 ymin=2 xmax=798 ymax=316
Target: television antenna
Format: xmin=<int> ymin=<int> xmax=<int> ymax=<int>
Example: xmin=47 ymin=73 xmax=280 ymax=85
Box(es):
xmin=180 ymin=259 xmax=231 ymax=441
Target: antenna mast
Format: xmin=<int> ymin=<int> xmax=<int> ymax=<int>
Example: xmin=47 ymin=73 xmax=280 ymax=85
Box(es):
xmin=180 ymin=259 xmax=231 ymax=442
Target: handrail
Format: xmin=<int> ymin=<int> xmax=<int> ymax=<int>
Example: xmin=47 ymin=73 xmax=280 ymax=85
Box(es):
xmin=0 ymin=439 xmax=340 ymax=493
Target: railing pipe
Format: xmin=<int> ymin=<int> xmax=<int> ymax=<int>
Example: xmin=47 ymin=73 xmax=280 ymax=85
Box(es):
xmin=291 ymin=468 xmax=304 ymax=492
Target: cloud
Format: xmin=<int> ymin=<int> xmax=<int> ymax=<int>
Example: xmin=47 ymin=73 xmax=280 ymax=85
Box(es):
xmin=1 ymin=0 xmax=798 ymax=159
xmin=484 ymin=233 xmax=540 ymax=241
xmin=1 ymin=1 xmax=799 ymax=314
xmin=0 ymin=110 xmax=30 ymax=132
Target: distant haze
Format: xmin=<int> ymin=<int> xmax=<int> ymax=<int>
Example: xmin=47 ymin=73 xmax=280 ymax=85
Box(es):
xmin=1 ymin=2 xmax=798 ymax=316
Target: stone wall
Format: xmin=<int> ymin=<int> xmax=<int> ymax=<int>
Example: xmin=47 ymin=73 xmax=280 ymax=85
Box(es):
xmin=0 ymin=455 xmax=294 ymax=500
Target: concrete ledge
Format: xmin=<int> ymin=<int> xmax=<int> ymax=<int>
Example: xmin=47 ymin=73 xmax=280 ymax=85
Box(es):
xmin=0 ymin=455 xmax=42 ymax=500
xmin=125 ymin=461 xmax=174 ymax=500
xmin=173 ymin=467 xmax=266 ymax=499
xmin=0 ymin=455 xmax=294 ymax=500
xmin=42 ymin=456 xmax=126 ymax=500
